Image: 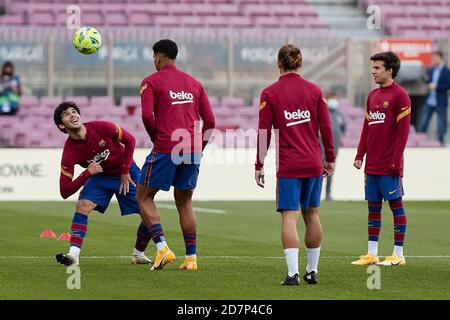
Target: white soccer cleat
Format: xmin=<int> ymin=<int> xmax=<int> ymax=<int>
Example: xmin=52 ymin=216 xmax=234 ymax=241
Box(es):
xmin=131 ymin=254 xmax=153 ymax=265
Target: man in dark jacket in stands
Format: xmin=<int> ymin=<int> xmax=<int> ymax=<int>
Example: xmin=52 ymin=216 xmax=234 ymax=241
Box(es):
xmin=419 ymin=51 xmax=450 ymax=146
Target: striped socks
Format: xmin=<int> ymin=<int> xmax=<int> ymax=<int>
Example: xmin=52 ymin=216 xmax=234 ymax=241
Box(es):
xmin=148 ymin=223 xmax=167 ymax=251
xmin=70 ymin=212 xmax=88 ymax=256
xmin=183 ymin=232 xmax=197 ymax=257
xmin=389 ymin=198 xmax=407 ymax=257
xmin=134 ymin=223 xmax=151 ymax=253
xmin=367 ymin=201 xmax=382 ymax=256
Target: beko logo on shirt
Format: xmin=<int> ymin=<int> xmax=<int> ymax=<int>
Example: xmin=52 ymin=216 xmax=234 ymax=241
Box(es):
xmin=284 ymin=109 xmax=311 ymax=127
xmin=368 ymin=111 xmax=386 ymax=125
xmin=169 ymin=90 xmax=194 ymax=105
xmin=87 ymin=149 xmax=110 ymax=164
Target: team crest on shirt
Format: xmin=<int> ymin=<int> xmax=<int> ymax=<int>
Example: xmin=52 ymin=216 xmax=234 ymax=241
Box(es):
xmin=383 ymin=101 xmax=389 ymax=108
xmin=98 ymin=139 xmax=106 ymax=147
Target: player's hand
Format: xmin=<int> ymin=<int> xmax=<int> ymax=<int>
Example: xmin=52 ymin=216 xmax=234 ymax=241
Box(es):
xmin=255 ymin=169 xmax=265 ymax=188
xmin=87 ymin=162 xmax=103 ymax=175
xmin=323 ymin=162 xmax=335 ymax=177
xmin=119 ymin=174 xmax=136 ymax=195
xmin=428 ymin=83 xmax=436 ymax=91
xmin=353 ymin=160 xmax=363 ymax=169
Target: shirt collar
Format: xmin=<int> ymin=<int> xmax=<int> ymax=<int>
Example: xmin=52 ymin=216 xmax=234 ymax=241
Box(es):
xmin=380 ymin=81 xmax=396 ymax=91
xmin=279 ymin=72 xmax=301 ymax=80
xmin=161 ymin=64 xmax=177 ymax=71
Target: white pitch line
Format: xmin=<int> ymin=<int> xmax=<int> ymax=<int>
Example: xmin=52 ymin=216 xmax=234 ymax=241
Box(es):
xmin=1 ymin=255 xmax=450 ymax=259
xmin=157 ymin=204 xmax=225 ymax=214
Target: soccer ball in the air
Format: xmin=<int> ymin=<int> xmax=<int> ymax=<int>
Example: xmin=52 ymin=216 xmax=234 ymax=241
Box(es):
xmin=73 ymin=26 xmax=102 ymax=55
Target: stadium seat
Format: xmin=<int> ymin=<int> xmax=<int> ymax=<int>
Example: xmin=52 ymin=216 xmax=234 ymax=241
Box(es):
xmin=121 ymin=96 xmax=141 ymax=108
xmin=243 ymin=4 xmax=271 ymax=17
xmin=305 ymin=17 xmax=329 ymax=29
xmin=168 ymin=3 xmax=192 ymax=16
xmin=208 ymin=96 xmax=220 ymax=107
xmin=179 ymin=15 xmax=204 ymax=27
xmin=204 ymin=15 xmax=228 ymax=27
xmin=40 ymin=96 xmax=63 ymax=109
xmin=430 ymin=5 xmax=450 ymax=18
xmin=271 ymin=5 xmax=296 ymax=17
xmin=28 ymin=12 xmax=55 ymax=25
xmin=253 ymin=16 xmax=280 ymax=28
xmin=227 ymin=16 xmax=252 ymax=28
xmin=221 ymin=96 xmax=245 ymax=107
xmin=292 ymin=5 xmax=318 ymax=17
xmin=406 ymin=6 xmax=430 ymax=18
xmin=128 ymin=12 xmax=152 ymax=25
xmin=153 ymin=15 xmax=180 ymax=27
xmin=146 ymin=4 xmax=171 ymax=16
xmin=20 ymin=96 xmax=39 ymax=108
xmin=419 ymin=18 xmax=442 ymax=31
xmin=397 ymin=0 xmax=419 ymax=5
xmin=381 ymin=5 xmax=407 ymax=20
xmin=90 ymin=96 xmax=115 ymax=106
xmin=104 ymin=10 xmax=128 ymax=26
xmin=192 ymin=3 xmax=216 ymax=16
xmin=209 ymin=0 xmax=230 ymax=4
xmin=280 ymin=17 xmax=305 ymax=28
xmin=65 ymin=96 xmax=89 ymax=107
xmin=0 ymin=14 xmax=26 ymax=25
xmin=216 ymin=4 xmax=240 ymax=16
xmin=81 ymin=11 xmax=103 ymax=25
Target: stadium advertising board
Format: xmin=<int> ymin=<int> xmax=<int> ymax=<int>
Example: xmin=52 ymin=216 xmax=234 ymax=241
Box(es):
xmin=378 ymin=39 xmax=433 ymax=65
xmin=1 ymin=149 xmax=450 ymax=201
xmin=0 ymin=42 xmax=46 ymax=64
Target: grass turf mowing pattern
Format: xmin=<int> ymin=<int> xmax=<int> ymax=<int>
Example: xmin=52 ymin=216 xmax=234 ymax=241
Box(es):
xmin=0 ymin=201 xmax=449 ymax=299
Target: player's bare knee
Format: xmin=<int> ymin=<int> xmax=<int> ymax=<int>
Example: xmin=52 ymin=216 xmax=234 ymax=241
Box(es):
xmin=76 ymin=200 xmax=94 ymax=214
xmin=136 ymin=186 xmax=157 ymax=204
xmin=174 ymin=189 xmax=193 ymax=208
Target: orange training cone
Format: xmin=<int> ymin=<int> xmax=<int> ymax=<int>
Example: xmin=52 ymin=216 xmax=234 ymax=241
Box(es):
xmin=57 ymin=233 xmax=71 ymax=241
xmin=40 ymin=229 xmax=57 ymax=239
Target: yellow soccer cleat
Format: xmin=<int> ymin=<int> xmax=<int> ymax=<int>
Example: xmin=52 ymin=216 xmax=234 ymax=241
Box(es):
xmin=150 ymin=246 xmax=176 ymax=270
xmin=378 ymin=255 xmax=406 ymax=266
xmin=179 ymin=256 xmax=197 ymax=270
xmin=351 ymin=254 xmax=379 ymax=265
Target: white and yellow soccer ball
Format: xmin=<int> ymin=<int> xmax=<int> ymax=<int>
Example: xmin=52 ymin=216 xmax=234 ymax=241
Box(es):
xmin=73 ymin=26 xmax=102 ymax=55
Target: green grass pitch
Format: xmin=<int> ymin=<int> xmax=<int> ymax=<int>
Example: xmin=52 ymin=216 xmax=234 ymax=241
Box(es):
xmin=0 ymin=201 xmax=449 ymax=300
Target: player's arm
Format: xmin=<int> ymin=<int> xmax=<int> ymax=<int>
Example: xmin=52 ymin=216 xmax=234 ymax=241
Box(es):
xmin=112 ymin=123 xmax=136 ymax=175
xmin=355 ymin=97 xmax=370 ymax=169
xmin=255 ymin=92 xmax=273 ymax=188
xmin=317 ymin=94 xmax=336 ymax=176
xmin=59 ymin=153 xmax=102 ymax=199
xmin=140 ymin=80 xmax=156 ymax=142
xmin=116 ymin=124 xmax=137 ymax=194
xmin=390 ymin=92 xmax=411 ymax=175
xmin=198 ymin=86 xmax=216 ymax=150
xmin=99 ymin=121 xmax=137 ymax=194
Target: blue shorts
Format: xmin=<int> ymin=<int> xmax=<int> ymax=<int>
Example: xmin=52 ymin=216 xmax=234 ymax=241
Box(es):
xmin=276 ymin=176 xmax=323 ymax=212
xmin=138 ymin=150 xmax=201 ymax=191
xmin=365 ymin=174 xmax=404 ymax=201
xmin=78 ymin=162 xmax=140 ymax=215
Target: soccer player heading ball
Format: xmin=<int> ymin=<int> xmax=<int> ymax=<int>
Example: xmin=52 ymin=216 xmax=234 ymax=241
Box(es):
xmin=352 ymin=51 xmax=411 ymax=267
xmin=137 ymin=39 xmax=215 ymax=271
xmin=255 ymin=44 xmax=336 ymax=285
xmin=54 ymin=102 xmax=154 ymax=267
